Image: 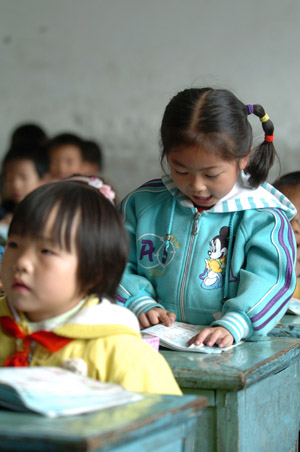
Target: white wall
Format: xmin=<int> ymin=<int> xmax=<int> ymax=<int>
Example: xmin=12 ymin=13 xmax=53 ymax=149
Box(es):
xmin=1 ymin=0 xmax=299 ymax=198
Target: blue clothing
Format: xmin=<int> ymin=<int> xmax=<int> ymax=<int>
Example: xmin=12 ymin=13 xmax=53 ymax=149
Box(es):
xmin=117 ymin=172 xmax=297 ymax=343
xmin=0 ymin=245 xmax=5 ymax=262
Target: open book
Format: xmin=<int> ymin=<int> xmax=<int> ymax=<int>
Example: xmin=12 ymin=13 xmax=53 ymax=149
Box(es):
xmin=0 ymin=367 xmax=142 ymax=417
xmin=143 ymin=321 xmax=241 ymax=353
xmin=287 ymin=297 xmax=300 ymax=315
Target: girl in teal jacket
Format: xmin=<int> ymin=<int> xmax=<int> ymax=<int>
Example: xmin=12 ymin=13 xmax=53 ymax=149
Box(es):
xmin=117 ymin=88 xmax=297 ymax=348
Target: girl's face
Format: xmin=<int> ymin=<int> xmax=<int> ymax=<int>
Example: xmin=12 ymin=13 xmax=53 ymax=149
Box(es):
xmin=167 ymin=145 xmax=249 ymax=208
xmin=2 ymin=208 xmax=84 ymax=322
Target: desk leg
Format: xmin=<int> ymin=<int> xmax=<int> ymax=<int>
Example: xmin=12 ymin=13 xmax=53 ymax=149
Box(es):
xmin=216 ymin=362 xmax=300 ymax=452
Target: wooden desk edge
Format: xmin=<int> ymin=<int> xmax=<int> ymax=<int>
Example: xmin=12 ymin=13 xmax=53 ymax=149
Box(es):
xmin=162 ymin=340 xmax=300 ymax=391
xmin=0 ymin=395 xmax=207 ymax=451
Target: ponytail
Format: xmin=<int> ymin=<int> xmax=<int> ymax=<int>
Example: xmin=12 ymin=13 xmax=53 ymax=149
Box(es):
xmin=245 ymin=104 xmax=277 ymax=187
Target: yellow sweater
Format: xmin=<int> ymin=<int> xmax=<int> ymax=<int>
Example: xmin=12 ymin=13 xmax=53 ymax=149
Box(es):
xmin=0 ymin=296 xmax=181 ymax=396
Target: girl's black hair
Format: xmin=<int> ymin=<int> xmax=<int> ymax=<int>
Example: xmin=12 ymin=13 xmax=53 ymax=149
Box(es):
xmin=8 ymin=181 xmax=128 ymax=300
xmin=160 ymin=88 xmax=277 ymax=188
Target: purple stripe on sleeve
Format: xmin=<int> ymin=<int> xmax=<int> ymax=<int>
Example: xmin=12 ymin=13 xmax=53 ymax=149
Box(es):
xmin=116 ymin=294 xmax=126 ymax=304
xmin=253 ymin=296 xmax=290 ymax=331
xmin=251 ymin=210 xmax=294 ymax=329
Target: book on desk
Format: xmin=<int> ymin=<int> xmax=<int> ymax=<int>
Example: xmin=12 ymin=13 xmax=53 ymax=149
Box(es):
xmin=143 ymin=321 xmax=242 ymax=353
xmin=286 ymin=297 xmax=300 ymax=315
xmin=0 ymin=367 xmax=142 ymax=417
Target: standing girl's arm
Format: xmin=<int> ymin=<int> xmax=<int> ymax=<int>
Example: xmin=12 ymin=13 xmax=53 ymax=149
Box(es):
xmin=117 ymin=193 xmax=176 ymax=327
xmin=216 ymin=209 xmax=296 ymax=342
xmin=190 ymin=208 xmax=296 ymax=347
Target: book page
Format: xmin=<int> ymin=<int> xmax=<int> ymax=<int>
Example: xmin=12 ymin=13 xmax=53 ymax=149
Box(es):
xmin=287 ymin=297 xmax=300 ymax=315
xmin=143 ymin=322 xmax=241 ymax=353
xmin=0 ymin=367 xmax=142 ymax=417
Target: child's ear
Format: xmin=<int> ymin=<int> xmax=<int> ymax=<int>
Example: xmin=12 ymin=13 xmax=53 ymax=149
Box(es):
xmin=239 ymin=149 xmax=252 ymax=171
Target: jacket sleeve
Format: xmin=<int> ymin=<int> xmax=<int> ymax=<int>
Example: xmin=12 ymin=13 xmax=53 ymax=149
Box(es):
xmin=212 ymin=208 xmax=297 ymax=342
xmin=94 ymin=335 xmax=182 ymax=396
xmin=117 ymin=194 xmax=165 ymax=317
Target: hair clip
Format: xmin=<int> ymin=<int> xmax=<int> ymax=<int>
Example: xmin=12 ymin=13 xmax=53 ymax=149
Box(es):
xmin=88 ymin=177 xmax=116 ymax=203
xmin=260 ymin=114 xmax=270 ymax=123
xmin=264 ymin=135 xmax=274 ymax=142
xmin=246 ymin=104 xmax=254 ymax=115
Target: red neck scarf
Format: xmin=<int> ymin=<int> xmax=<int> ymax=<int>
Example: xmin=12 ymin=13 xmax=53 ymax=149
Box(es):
xmin=0 ymin=316 xmax=73 ymax=367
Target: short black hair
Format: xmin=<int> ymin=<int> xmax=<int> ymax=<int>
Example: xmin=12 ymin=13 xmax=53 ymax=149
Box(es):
xmin=10 ymin=123 xmax=48 ymax=148
xmin=83 ymin=140 xmax=103 ymax=170
xmin=8 ymin=181 xmax=128 ymax=299
xmin=48 ymin=133 xmax=85 ymax=158
xmin=2 ymin=145 xmax=49 ymax=178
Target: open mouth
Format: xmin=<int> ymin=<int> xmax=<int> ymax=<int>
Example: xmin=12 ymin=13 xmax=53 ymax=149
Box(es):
xmin=192 ymin=195 xmax=213 ymax=204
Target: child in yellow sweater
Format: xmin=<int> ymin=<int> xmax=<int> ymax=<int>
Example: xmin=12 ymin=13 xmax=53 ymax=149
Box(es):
xmin=0 ymin=178 xmax=181 ymax=395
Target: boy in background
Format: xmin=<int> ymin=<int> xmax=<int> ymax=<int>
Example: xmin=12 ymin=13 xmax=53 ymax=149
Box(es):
xmin=83 ymin=139 xmax=103 ymax=175
xmin=48 ymin=133 xmax=86 ymax=180
xmin=274 ymin=171 xmax=300 ymax=297
xmin=48 ymin=133 xmax=105 ymax=180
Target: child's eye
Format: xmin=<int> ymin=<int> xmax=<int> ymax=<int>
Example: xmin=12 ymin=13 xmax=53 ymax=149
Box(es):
xmin=206 ymin=173 xmax=220 ymax=179
xmin=7 ymin=241 xmax=18 ymax=249
xmin=175 ymin=169 xmax=188 ymax=175
xmin=41 ymin=249 xmax=54 ymax=255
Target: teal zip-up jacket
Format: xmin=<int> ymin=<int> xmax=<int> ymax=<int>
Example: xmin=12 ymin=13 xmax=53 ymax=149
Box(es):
xmin=117 ymin=172 xmax=297 ymax=342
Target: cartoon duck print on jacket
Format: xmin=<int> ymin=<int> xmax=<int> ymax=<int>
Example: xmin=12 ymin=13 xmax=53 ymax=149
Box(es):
xmin=200 ymin=226 xmax=229 ymax=290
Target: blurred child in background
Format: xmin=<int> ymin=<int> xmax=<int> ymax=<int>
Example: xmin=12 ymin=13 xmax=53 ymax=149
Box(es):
xmin=0 ymin=146 xmax=49 ymax=236
xmin=274 ymin=171 xmax=300 ymax=298
xmin=83 ymin=139 xmax=103 ymax=175
xmin=48 ymin=133 xmax=86 ymax=180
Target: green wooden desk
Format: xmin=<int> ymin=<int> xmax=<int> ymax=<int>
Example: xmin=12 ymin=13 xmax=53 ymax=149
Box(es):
xmin=161 ymin=337 xmax=300 ymax=452
xmin=270 ymin=314 xmax=300 ymax=338
xmin=0 ymin=394 xmax=206 ymax=452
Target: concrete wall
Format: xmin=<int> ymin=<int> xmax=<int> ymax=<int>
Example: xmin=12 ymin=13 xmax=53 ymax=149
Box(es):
xmin=1 ymin=0 xmax=299 ymax=198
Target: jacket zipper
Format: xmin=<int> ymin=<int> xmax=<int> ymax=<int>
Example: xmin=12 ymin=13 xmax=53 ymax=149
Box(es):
xmin=179 ymin=211 xmax=200 ymax=321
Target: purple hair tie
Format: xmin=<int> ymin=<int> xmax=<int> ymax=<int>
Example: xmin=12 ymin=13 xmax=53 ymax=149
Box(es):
xmin=247 ymin=104 xmax=254 ymax=115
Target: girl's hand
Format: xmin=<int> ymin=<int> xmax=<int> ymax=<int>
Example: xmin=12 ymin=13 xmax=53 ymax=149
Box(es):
xmin=139 ymin=308 xmax=176 ymax=329
xmin=188 ymin=326 xmax=234 ymax=348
